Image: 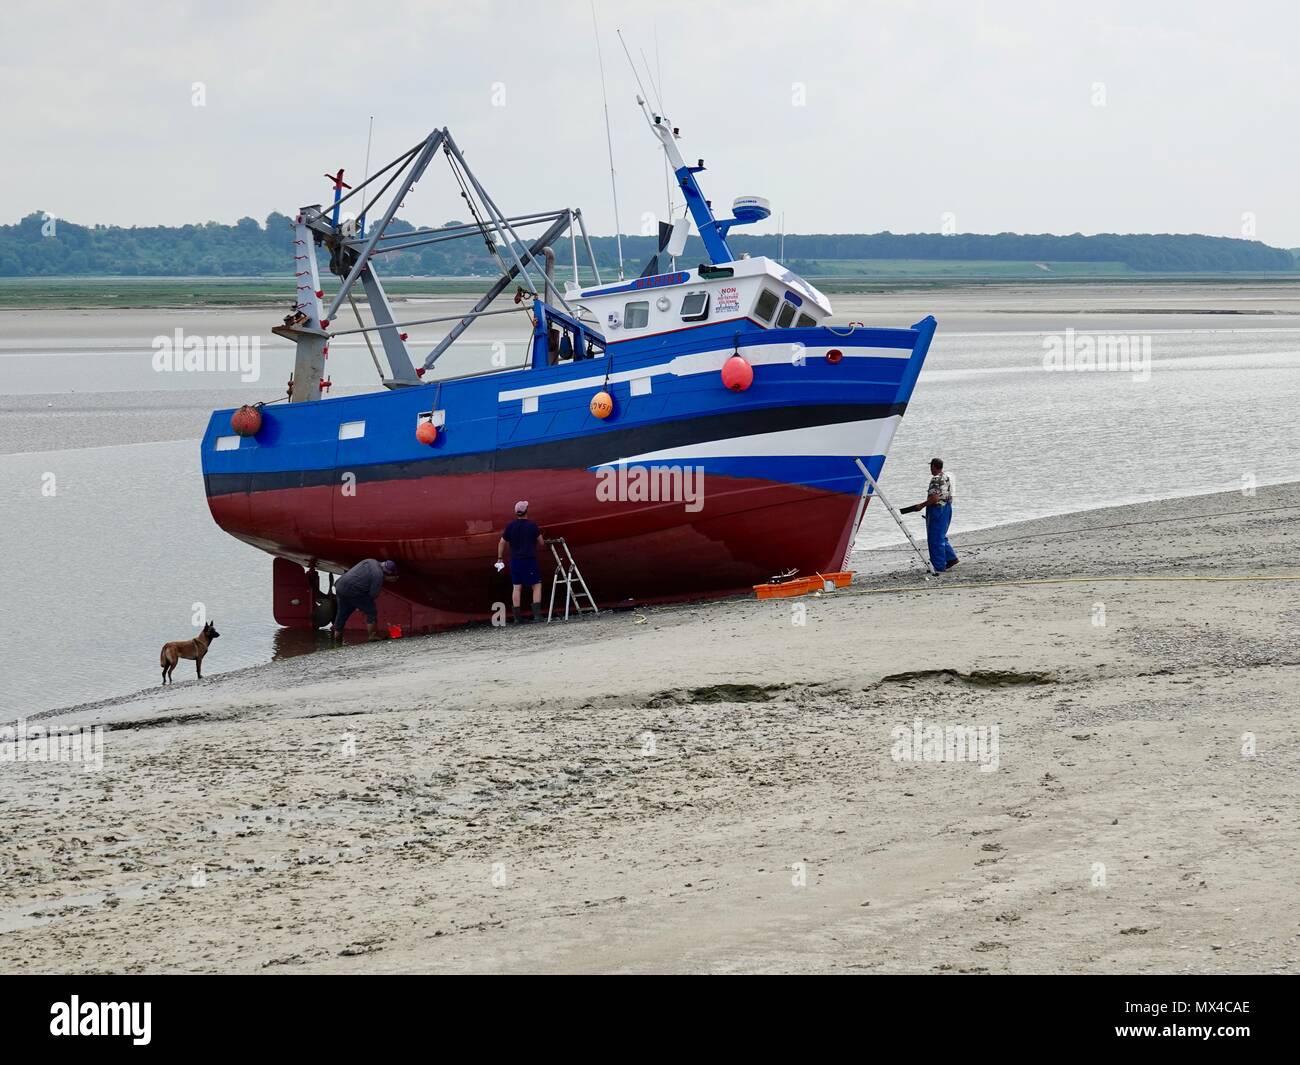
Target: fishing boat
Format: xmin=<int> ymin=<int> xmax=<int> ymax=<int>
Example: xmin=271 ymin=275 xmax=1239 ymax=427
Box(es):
xmin=200 ymin=104 xmax=937 ymax=630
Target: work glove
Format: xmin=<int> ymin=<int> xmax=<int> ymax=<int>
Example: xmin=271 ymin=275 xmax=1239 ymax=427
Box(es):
xmin=494 ymin=561 xmax=505 ymax=572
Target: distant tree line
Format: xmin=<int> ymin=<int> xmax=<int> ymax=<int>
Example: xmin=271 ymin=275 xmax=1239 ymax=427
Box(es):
xmin=1 ymin=210 xmax=1294 ymax=276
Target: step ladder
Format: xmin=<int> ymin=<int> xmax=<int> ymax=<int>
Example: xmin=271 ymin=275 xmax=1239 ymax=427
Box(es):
xmin=545 ymin=537 xmax=599 ymax=621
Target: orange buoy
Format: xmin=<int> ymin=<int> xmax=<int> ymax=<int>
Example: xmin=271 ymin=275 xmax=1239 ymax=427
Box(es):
xmin=721 ymin=355 xmax=753 ymax=392
xmin=590 ymin=390 xmax=614 ymax=419
xmin=415 ymin=421 xmax=438 ymax=445
xmin=230 ymin=404 xmax=262 ymax=437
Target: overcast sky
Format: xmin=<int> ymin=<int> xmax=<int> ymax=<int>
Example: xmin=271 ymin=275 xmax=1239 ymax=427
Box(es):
xmin=4 ymin=0 xmax=1298 ymax=244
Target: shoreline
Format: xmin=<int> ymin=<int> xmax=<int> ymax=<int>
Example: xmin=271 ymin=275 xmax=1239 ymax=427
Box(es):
xmin=4 ymin=482 xmax=1298 ymax=973
xmin=21 ymin=476 xmax=1300 ymax=723
xmin=2 ymin=273 xmax=1299 ymax=313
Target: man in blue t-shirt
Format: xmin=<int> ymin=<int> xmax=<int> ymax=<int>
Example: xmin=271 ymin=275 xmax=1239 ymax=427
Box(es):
xmin=495 ymin=500 xmax=546 ymax=622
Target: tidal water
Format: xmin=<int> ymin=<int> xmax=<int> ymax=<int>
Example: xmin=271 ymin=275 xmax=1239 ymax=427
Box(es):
xmin=3 ymin=284 xmax=1299 ymax=715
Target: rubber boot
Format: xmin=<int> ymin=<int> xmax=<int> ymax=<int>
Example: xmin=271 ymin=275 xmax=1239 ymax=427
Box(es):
xmin=512 ymin=605 xmax=522 ymax=624
xmin=366 ymin=621 xmax=381 ymax=642
xmin=531 ymin=601 xmax=542 ymax=623
xmin=330 ymin=626 xmax=343 ymax=645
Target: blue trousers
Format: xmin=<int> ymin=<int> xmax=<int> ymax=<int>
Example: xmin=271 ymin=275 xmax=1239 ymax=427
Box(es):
xmin=926 ymin=502 xmax=958 ymax=572
xmin=334 ymin=592 xmax=377 ymax=629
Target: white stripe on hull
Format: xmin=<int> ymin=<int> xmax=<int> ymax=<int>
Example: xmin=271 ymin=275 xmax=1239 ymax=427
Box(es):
xmin=497 ymin=341 xmax=910 ymax=404
xmin=605 ymin=415 xmax=902 ymax=466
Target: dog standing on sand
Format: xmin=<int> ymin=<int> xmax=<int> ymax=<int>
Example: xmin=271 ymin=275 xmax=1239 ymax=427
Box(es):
xmin=159 ymin=620 xmax=220 ymax=684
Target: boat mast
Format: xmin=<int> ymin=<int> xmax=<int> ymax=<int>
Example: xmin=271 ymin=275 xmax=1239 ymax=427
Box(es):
xmin=641 ymin=37 xmax=676 ymax=269
xmin=358 ymin=115 xmax=374 ymax=237
xmin=619 ymin=31 xmax=734 ymax=267
xmin=591 ymin=3 xmax=625 ymax=280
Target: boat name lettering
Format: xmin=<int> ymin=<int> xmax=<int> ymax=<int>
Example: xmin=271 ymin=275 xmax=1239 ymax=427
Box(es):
xmin=632 ymin=272 xmax=690 ymax=291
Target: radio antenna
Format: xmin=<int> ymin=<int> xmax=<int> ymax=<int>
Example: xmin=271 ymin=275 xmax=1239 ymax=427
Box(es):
xmin=653 ymin=24 xmax=674 ymax=227
xmin=616 ymin=29 xmax=654 ymax=109
xmin=639 ymin=46 xmax=665 ymax=115
xmin=359 ymin=116 xmax=375 ymax=237
xmin=591 ymin=3 xmax=625 ymax=280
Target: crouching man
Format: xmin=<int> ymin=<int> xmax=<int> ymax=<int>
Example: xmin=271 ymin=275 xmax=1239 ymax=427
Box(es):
xmin=331 ymin=558 xmax=398 ymax=643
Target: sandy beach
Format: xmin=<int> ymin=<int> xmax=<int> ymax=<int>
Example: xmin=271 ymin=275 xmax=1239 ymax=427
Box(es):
xmin=2 ymin=482 xmax=1298 ymax=974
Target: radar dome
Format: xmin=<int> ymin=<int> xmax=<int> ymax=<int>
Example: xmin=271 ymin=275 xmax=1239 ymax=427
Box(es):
xmin=732 ymin=196 xmax=771 ymax=224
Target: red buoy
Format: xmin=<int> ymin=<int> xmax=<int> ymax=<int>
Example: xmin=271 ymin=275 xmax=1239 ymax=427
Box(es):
xmin=721 ymin=355 xmax=753 ymax=392
xmin=230 ymin=404 xmax=262 ymax=437
xmin=826 ymin=348 xmax=844 ymax=364
xmin=416 ymin=421 xmax=438 ymax=445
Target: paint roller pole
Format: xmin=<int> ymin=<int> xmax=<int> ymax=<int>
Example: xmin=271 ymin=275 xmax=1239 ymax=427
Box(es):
xmin=854 ymin=459 xmax=936 ymax=576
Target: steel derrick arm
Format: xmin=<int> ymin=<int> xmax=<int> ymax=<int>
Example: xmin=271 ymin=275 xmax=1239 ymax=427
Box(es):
xmin=283 ymin=125 xmax=603 ymax=400
xmin=422 ymin=209 xmax=577 ymax=372
xmin=282 ymin=132 xmax=443 ymax=401
xmin=321 ymin=131 xmax=446 ymax=325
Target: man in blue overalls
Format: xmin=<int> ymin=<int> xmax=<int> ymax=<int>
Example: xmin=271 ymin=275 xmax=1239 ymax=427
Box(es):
xmin=906 ymin=458 xmax=959 ymax=573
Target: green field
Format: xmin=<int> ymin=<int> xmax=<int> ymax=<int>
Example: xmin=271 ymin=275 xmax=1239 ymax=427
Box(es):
xmin=795 ymin=258 xmax=1136 ymax=279
xmin=793 ymin=260 xmax=1299 ymax=293
xmin=0 ymin=276 xmax=503 ymax=309
xmin=1 ymin=262 xmax=1296 ymax=309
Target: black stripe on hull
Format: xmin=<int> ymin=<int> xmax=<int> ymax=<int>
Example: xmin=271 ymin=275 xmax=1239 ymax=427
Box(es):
xmin=204 ymin=401 xmax=907 ymax=497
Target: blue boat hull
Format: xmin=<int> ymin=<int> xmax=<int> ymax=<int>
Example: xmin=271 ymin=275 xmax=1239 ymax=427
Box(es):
xmin=201 ymin=316 xmax=936 ymax=627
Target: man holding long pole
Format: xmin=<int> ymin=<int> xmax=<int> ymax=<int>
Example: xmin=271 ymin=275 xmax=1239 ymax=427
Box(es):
xmin=902 ymin=458 xmax=959 ymax=573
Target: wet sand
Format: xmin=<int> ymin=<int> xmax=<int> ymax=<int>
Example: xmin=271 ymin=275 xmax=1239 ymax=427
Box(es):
xmin=2 ymin=483 xmax=1298 ymax=973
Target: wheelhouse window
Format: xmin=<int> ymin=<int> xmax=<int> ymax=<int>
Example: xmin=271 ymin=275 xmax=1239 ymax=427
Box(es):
xmin=624 ymin=301 xmax=649 ymax=329
xmin=775 ymin=301 xmax=797 ymax=328
xmin=754 ymin=288 xmax=780 ymax=323
xmin=797 ymin=312 xmax=816 ymax=327
xmin=680 ymin=290 xmax=710 ymax=322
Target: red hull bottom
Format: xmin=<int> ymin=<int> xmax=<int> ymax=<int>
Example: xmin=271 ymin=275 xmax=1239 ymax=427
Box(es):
xmin=209 ymin=470 xmax=864 ymax=631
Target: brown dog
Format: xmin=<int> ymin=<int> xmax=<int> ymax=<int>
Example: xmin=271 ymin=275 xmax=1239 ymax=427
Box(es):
xmin=159 ymin=620 xmax=220 ymax=684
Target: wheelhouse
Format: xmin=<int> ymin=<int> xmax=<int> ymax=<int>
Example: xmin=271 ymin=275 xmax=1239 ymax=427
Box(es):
xmin=565 ymin=255 xmax=834 ymax=345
